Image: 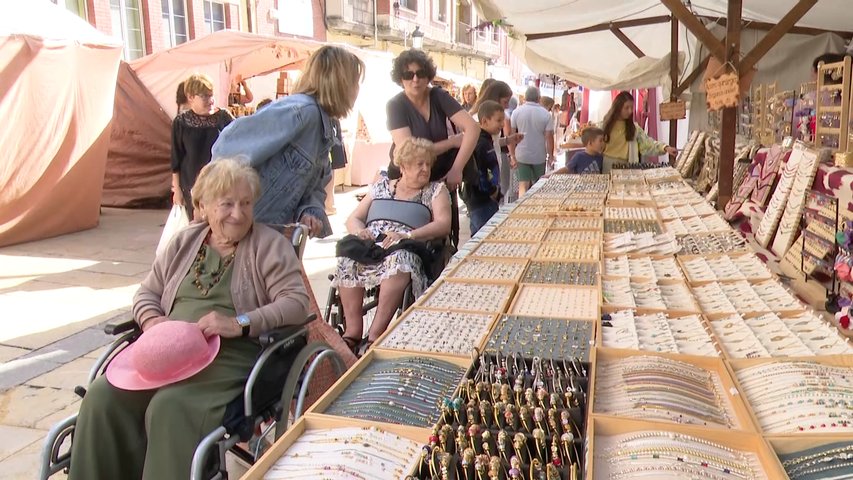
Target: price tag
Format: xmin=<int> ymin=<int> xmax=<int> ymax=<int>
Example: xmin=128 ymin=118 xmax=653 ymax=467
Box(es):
xmin=706 ymin=72 xmax=740 ymax=111
xmin=659 ymin=100 xmax=687 ymax=120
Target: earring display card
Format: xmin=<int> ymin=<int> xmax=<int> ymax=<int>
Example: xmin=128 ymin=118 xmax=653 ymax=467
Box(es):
xmin=512 ymin=204 xmax=559 ymax=216
xmin=550 ymin=217 xmax=604 ymax=230
xmin=771 ymin=143 xmax=822 ymax=255
xmin=378 ymin=309 xmax=495 ymax=356
xmin=510 ymin=285 xmax=599 ymax=320
xmin=483 ymin=315 xmax=594 ymax=360
xmin=542 ymin=229 xmax=601 ymax=244
xmin=487 ymin=228 xmax=548 ymax=243
xmin=604 ymin=219 xmax=662 ymax=235
xmin=499 ymin=217 xmax=553 ymax=230
xmin=594 ymin=354 xmax=738 ymax=428
xmin=755 ymin=146 xmax=805 ymax=248
xmin=604 ymin=207 xmax=658 ymax=221
xmin=472 ymin=241 xmax=538 ymax=259
xmin=418 ymin=281 xmax=514 ymax=313
xmin=448 ymin=257 xmax=528 ymax=283
xmin=602 ymin=310 xmax=719 ymax=356
xmin=604 ymin=256 xmax=685 ymax=283
xmin=679 ymin=254 xmax=773 ymax=284
xmin=522 ymin=261 xmax=599 ymax=286
xmin=535 ymin=243 xmax=600 ymax=261
xmin=604 ymin=231 xmax=681 ymax=256
xmin=677 ymin=232 xmax=749 ymax=255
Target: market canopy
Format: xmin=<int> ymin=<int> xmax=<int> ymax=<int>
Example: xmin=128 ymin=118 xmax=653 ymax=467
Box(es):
xmin=0 ymin=0 xmax=122 ymax=246
xmin=472 ymin=0 xmax=853 ymax=91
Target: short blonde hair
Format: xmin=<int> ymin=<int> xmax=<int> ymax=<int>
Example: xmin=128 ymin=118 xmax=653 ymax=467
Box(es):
xmin=294 ymin=46 xmax=365 ymax=119
xmin=191 ymin=158 xmax=261 ymax=211
xmin=393 ymin=138 xmax=436 ymax=168
xmin=183 ymin=74 xmax=214 ymax=97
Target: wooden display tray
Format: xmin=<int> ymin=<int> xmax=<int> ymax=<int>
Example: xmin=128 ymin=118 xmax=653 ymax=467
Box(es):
xmin=541 ymin=229 xmax=603 ymax=244
xmin=372 ymin=307 xmax=499 ymax=359
xmin=591 ymin=347 xmax=757 ymax=432
xmin=498 ymin=216 xmax=555 ymax=230
xmin=415 ymin=279 xmax=516 ymax=314
xmin=241 ymin=414 xmax=430 ymax=480
xmin=598 ymin=308 xmax=723 ymax=356
xmin=445 ymin=257 xmax=529 ymax=284
xmin=550 ymin=217 xmax=605 ymax=230
xmin=676 ymin=252 xmax=773 ymax=286
xmin=520 ymin=260 xmax=601 ymax=288
xmin=507 ymin=283 xmax=601 ymax=321
xmin=306 ymin=348 xmax=471 ymax=422
xmin=601 ymin=278 xmax=700 ymax=314
xmin=533 ymin=242 xmax=601 ymax=261
xmin=726 ymin=355 xmax=853 ymax=437
xmin=484 ymin=228 xmax=548 ymax=243
xmin=587 ymin=416 xmax=788 ymax=480
xmin=469 ymin=241 xmax=539 ymax=259
xmin=767 ymin=435 xmax=853 ymax=475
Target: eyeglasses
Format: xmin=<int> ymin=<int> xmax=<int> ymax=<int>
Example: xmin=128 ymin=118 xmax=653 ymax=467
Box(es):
xmin=401 ymin=69 xmax=429 ymax=81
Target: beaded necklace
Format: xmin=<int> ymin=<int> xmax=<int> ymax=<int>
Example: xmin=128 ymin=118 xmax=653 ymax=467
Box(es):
xmin=192 ymin=244 xmax=236 ymax=296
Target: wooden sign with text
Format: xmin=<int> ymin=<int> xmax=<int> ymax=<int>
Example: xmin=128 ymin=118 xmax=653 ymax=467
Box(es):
xmin=705 ymin=72 xmax=740 ymax=111
xmin=660 ymin=100 xmax=687 ymax=120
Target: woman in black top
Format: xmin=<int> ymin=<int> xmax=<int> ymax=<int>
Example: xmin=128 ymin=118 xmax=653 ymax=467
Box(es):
xmin=386 ymin=49 xmax=479 ymax=190
xmin=171 ymin=74 xmax=233 ymax=220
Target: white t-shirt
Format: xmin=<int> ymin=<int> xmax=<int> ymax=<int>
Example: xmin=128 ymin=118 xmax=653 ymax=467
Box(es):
xmin=511 ymin=102 xmax=553 ymax=165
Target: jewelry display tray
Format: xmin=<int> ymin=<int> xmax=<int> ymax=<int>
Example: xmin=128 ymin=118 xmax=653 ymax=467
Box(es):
xmin=241 ymin=414 xmax=429 ymax=479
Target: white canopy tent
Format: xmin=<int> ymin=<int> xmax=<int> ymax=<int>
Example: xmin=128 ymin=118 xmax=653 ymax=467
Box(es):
xmin=472 ymin=0 xmax=853 ymax=92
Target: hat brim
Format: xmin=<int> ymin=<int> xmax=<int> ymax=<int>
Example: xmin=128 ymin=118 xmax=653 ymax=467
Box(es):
xmin=105 ymin=334 xmax=221 ymax=391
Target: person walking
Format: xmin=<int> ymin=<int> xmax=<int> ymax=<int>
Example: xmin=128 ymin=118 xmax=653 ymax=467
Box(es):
xmin=509 ymin=86 xmax=554 ymax=196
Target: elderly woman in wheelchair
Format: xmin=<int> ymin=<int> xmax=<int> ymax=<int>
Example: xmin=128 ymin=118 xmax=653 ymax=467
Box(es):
xmin=66 ymin=159 xmax=312 ymax=480
xmin=333 ymin=137 xmax=452 ymax=353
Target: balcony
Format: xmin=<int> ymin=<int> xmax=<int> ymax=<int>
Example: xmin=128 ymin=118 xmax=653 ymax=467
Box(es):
xmin=325 ymin=0 xmax=376 ymax=36
xmin=455 ymin=22 xmax=500 ymax=59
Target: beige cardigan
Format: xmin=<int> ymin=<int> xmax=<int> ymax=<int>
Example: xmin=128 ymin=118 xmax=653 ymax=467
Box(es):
xmin=133 ymin=223 xmax=309 ymax=336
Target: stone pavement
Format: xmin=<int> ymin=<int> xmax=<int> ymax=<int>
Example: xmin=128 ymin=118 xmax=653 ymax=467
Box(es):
xmin=0 ymin=186 xmax=376 ymax=479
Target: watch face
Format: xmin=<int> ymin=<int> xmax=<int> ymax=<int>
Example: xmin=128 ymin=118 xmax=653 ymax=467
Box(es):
xmin=237 ymin=315 xmax=250 ymax=327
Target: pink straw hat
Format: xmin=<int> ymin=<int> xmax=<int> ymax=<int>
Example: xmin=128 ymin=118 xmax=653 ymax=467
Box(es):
xmin=106 ymin=320 xmax=220 ymax=390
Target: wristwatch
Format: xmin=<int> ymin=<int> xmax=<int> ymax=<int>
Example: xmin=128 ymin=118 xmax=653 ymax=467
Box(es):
xmin=236 ymin=314 xmax=251 ymax=337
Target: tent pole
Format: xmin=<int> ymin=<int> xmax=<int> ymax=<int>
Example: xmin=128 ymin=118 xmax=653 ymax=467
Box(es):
xmin=718 ymin=0 xmax=742 ymax=209
xmin=669 ymin=15 xmax=678 ymax=147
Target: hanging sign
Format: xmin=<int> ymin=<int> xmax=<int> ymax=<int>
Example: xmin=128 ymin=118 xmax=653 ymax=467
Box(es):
xmin=705 ymin=72 xmax=740 ymax=111
xmin=659 ymin=100 xmax=687 ymax=120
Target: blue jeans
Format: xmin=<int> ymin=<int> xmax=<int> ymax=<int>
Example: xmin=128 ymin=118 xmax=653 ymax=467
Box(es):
xmin=469 ymin=201 xmax=499 ymax=236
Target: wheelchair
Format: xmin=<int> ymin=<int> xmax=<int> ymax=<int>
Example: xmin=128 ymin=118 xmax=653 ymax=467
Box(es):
xmin=323 ymin=199 xmax=454 ymax=344
xmin=40 ymin=224 xmax=347 ymax=480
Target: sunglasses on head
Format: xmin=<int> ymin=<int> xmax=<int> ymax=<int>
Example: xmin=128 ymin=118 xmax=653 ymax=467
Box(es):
xmin=401 ymin=70 xmax=429 ymax=81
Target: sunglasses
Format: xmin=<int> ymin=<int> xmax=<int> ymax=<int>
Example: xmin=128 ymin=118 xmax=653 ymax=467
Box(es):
xmin=401 ymin=69 xmax=429 ymax=81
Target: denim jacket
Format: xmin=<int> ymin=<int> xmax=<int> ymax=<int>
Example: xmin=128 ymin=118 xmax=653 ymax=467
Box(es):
xmin=211 ymin=93 xmax=334 ymax=237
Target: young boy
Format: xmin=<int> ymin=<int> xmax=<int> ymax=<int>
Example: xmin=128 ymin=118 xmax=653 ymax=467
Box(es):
xmin=462 ymin=100 xmax=505 ymax=235
xmin=546 ymin=127 xmax=605 ymax=175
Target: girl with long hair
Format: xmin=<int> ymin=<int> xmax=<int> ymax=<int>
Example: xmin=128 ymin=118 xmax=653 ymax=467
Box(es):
xmin=601 ymin=91 xmax=676 ymax=172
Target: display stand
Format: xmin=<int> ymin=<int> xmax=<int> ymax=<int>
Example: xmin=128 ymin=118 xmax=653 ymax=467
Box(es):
xmin=795 ymin=81 xmax=816 ymax=144
xmin=800 ymin=190 xmax=838 ymax=296
xmin=752 ymin=84 xmax=766 ymax=144
xmin=815 ymin=57 xmax=851 ymax=152
xmin=768 ymin=87 xmax=795 ymax=145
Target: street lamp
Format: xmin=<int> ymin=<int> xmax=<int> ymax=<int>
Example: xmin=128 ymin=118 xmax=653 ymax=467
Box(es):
xmin=411 ymin=26 xmax=424 ymax=49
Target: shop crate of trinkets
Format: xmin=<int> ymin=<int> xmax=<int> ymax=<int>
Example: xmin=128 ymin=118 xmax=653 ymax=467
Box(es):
xmin=768 ymin=436 xmax=853 ymax=480
xmin=509 ymin=284 xmax=601 ymax=321
xmin=374 ymin=308 xmax=498 ymax=358
xmin=591 ymin=348 xmax=756 ymax=432
xmin=416 ymin=279 xmax=516 ymax=314
xmin=727 ymin=355 xmax=853 ymax=436
xmin=241 ymin=414 xmax=428 ymax=480
xmin=306 ymin=349 xmax=471 ymax=430
xmin=588 ymin=416 xmax=788 ymax=479
xmin=405 ymin=352 xmax=590 ymax=480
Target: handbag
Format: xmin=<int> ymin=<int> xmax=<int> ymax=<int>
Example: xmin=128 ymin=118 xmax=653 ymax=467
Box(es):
xmin=156 ymin=205 xmax=189 ymax=257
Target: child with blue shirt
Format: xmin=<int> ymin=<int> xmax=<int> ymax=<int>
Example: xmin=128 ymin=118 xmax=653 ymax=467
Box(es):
xmin=461 ymin=100 xmax=504 ymax=235
xmin=547 ymin=127 xmax=605 ymax=176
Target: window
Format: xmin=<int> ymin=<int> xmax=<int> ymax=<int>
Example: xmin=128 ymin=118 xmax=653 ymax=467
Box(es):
xmin=397 ymin=0 xmax=417 ymax=11
xmin=432 ymin=0 xmax=447 ymax=22
xmin=162 ymin=0 xmax=189 ymax=47
xmin=204 ymin=0 xmax=226 ymax=33
xmin=50 ymin=0 xmax=86 ymax=20
xmin=110 ymin=0 xmax=145 ymax=60
xmin=492 ymin=25 xmax=499 ymax=43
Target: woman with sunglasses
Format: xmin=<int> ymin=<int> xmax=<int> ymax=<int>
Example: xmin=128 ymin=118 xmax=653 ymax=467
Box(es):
xmin=385 ymin=49 xmax=480 ymax=245
xmin=171 ymin=74 xmax=234 ymax=220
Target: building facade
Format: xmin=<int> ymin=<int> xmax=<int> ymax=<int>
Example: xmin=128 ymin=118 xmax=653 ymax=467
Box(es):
xmin=48 ymin=0 xmax=523 ymax=85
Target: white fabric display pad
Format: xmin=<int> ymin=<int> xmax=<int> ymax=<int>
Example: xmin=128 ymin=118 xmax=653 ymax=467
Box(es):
xmin=771 ymin=143 xmax=820 ymax=256
xmin=754 ymin=144 xmax=806 ymax=248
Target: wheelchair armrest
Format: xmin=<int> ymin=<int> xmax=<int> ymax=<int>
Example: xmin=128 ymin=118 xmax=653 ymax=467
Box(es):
xmin=104 ymin=319 xmax=140 ymax=336
xmin=258 ymin=314 xmax=315 ymax=347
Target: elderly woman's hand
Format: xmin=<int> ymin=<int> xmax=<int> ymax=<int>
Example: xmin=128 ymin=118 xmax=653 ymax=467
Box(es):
xmin=197 ymin=311 xmax=243 ymax=338
xmin=381 ymin=231 xmax=410 ymax=249
xmin=300 ymin=214 xmax=324 ymax=238
xmin=356 ymin=228 xmax=375 ymax=241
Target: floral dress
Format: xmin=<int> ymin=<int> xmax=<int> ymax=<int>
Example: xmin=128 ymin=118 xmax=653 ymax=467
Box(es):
xmin=333 ymin=177 xmax=448 ymax=298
